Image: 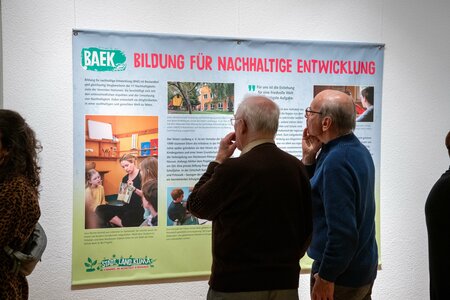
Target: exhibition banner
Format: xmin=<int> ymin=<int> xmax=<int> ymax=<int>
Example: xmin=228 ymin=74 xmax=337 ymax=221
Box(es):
xmin=72 ymin=30 xmax=384 ymax=285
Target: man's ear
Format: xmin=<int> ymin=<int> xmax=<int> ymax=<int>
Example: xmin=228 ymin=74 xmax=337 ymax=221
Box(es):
xmin=240 ymin=119 xmax=248 ymax=134
xmin=321 ymin=116 xmax=332 ymax=132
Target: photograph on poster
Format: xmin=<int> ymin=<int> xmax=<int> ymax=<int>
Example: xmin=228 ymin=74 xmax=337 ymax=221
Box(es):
xmin=313 ymin=85 xmax=374 ymax=122
xmin=166 ymin=187 xmax=210 ymax=226
xmin=84 ymin=115 xmax=158 ymax=229
xmin=167 ymin=81 xmax=234 ymax=114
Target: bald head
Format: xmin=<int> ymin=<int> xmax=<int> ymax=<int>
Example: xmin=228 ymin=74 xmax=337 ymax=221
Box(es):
xmin=314 ymin=89 xmax=356 ymax=135
xmin=236 ymin=95 xmax=280 ymax=137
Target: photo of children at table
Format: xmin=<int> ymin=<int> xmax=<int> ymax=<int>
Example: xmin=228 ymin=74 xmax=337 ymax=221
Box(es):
xmin=167 ymin=188 xmax=199 ymax=226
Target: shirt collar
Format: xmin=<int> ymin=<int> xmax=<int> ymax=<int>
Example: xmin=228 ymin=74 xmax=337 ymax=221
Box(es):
xmin=240 ymin=139 xmax=275 ymax=155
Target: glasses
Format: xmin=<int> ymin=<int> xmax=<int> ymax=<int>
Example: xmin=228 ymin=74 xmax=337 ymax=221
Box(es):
xmin=305 ymin=107 xmax=322 ymax=118
xmin=230 ymin=118 xmax=241 ymax=126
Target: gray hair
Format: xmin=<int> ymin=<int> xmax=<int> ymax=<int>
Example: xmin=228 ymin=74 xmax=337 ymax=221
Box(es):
xmin=320 ymin=97 xmax=356 ymax=135
xmin=238 ymin=95 xmax=280 ymax=136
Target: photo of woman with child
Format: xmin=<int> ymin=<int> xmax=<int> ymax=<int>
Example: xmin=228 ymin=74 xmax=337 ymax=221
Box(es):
xmin=95 ymin=154 xmax=144 ymax=227
xmin=84 ymin=115 xmax=159 ymax=229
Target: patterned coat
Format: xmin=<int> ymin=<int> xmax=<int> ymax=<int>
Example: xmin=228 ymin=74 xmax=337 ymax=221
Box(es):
xmin=0 ymin=176 xmax=41 ymax=300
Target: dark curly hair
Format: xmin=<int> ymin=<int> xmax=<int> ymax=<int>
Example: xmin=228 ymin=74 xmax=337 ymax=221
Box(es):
xmin=0 ymin=109 xmax=42 ymax=191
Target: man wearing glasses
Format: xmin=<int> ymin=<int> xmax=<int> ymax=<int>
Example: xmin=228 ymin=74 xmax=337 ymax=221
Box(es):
xmin=188 ymin=95 xmax=312 ymax=300
xmin=302 ymin=90 xmax=378 ymax=300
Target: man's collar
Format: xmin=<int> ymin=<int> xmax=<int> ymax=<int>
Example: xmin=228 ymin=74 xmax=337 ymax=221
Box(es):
xmin=240 ymin=139 xmax=275 ymax=155
xmin=323 ymin=132 xmax=355 ymax=149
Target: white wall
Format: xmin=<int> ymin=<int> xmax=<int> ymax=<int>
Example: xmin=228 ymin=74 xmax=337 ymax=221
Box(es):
xmin=2 ymin=0 xmax=449 ymax=299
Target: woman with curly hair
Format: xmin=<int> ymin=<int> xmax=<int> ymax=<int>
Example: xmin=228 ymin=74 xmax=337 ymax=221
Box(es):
xmin=0 ymin=109 xmax=42 ymax=300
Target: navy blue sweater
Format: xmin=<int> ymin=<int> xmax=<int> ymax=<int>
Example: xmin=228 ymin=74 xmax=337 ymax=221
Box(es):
xmin=306 ymin=133 xmax=378 ymax=287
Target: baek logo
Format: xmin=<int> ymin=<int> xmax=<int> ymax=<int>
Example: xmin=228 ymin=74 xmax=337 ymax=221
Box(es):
xmin=81 ymin=47 xmax=126 ymax=71
xmin=84 ymin=254 xmax=156 ymax=272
